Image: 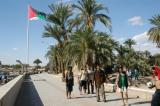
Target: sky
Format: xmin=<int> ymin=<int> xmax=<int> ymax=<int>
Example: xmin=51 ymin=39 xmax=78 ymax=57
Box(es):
xmin=0 ymin=0 xmax=160 ymax=66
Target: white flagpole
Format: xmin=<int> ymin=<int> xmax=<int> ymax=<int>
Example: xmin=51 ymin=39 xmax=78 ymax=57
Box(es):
xmin=27 ymin=5 xmax=30 ymax=69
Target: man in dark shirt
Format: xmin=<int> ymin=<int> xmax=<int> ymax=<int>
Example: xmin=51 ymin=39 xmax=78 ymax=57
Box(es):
xmin=151 ymin=80 xmax=160 ymax=106
xmin=94 ymin=65 xmax=106 ymax=102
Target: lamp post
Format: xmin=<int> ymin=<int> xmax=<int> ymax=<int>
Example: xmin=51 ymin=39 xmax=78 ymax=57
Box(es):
xmin=0 ymin=61 xmax=1 ymax=69
xmin=16 ymin=60 xmax=24 ymax=74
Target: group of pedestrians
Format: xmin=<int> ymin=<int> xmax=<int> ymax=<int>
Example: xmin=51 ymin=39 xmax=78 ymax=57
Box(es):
xmin=65 ymin=65 xmax=130 ymax=105
xmin=78 ymin=66 xmax=95 ymax=95
xmin=127 ymin=68 xmax=139 ymax=81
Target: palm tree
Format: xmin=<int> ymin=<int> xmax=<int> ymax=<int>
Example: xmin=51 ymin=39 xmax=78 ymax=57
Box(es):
xmin=73 ymin=0 xmax=111 ymax=29
xmin=65 ymin=29 xmax=95 ymax=68
xmin=93 ymin=32 xmax=117 ymax=66
xmin=116 ymin=45 xmax=129 ymax=68
xmin=43 ymin=25 xmax=63 ymax=45
xmin=47 ymin=3 xmax=73 ymax=41
xmin=107 ymin=36 xmax=118 ymax=66
xmin=148 ymin=14 xmax=160 ymax=47
xmin=150 ymin=54 xmax=160 ymax=65
xmin=123 ymin=39 xmax=136 ymax=69
xmin=65 ymin=29 xmax=116 ymax=69
xmin=43 ymin=3 xmax=73 ymax=79
xmin=45 ymin=45 xmax=59 ymax=73
xmin=33 ymin=59 xmax=42 ymax=67
xmin=124 ymin=39 xmax=136 ymax=49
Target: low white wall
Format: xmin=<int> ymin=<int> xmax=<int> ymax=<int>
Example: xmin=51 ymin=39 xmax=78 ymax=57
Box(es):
xmin=0 ymin=75 xmax=24 ymax=106
xmin=104 ymin=83 xmax=154 ymax=99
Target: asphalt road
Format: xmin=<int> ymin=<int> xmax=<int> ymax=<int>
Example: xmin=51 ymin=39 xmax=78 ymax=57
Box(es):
xmin=15 ymin=73 xmax=151 ymax=106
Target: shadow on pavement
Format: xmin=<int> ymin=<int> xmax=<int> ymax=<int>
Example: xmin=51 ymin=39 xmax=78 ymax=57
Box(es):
xmin=72 ymin=95 xmax=97 ymax=99
xmin=14 ymin=75 xmax=44 ymax=106
xmin=106 ymin=97 xmax=138 ymax=102
xmin=128 ymin=100 xmax=151 ymax=106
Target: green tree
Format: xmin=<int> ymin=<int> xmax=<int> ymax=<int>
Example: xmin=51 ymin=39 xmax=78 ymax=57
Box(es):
xmin=124 ymin=39 xmax=136 ymax=49
xmin=12 ymin=64 xmax=22 ymax=70
xmin=45 ymin=45 xmax=61 ymax=74
xmin=148 ymin=14 xmax=160 ymax=47
xmin=150 ymin=54 xmax=160 ymax=65
xmin=116 ymin=45 xmax=129 ymax=68
xmin=73 ymin=0 xmax=111 ymax=29
xmin=65 ymin=29 xmax=95 ymax=68
xmin=43 ymin=3 xmax=73 ymax=79
xmin=33 ymin=59 xmax=42 ymax=67
xmin=123 ymin=39 xmax=136 ymax=69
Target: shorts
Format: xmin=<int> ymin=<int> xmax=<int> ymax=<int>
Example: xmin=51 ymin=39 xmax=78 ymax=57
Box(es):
xmin=66 ymin=84 xmax=73 ymax=92
xmin=80 ymin=80 xmax=87 ymax=89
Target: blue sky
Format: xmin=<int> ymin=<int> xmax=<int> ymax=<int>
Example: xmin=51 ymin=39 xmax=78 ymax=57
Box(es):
xmin=0 ymin=0 xmax=160 ymax=65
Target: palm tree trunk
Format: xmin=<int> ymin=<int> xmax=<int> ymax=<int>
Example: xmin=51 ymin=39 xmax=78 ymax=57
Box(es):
xmin=62 ymin=62 xmax=65 ymax=79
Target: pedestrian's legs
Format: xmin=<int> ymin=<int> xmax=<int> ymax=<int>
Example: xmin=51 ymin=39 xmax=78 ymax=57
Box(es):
xmin=120 ymin=91 xmax=125 ymax=105
xmin=79 ymin=81 xmax=82 ymax=95
xmin=91 ymin=80 xmax=94 ymax=94
xmin=135 ymin=75 xmax=138 ymax=80
xmin=66 ymin=89 xmax=68 ymax=98
xmin=101 ymin=84 xmax=106 ymax=102
xmin=125 ymin=91 xmax=128 ymax=104
xmin=83 ymin=81 xmax=87 ymax=94
xmin=66 ymin=92 xmax=68 ymax=98
xmin=96 ymin=86 xmax=100 ymax=102
xmin=88 ymin=80 xmax=90 ymax=94
xmin=68 ymin=92 xmax=71 ymax=99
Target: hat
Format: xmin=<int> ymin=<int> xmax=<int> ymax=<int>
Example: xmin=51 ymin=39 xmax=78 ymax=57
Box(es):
xmin=155 ymin=80 xmax=160 ymax=89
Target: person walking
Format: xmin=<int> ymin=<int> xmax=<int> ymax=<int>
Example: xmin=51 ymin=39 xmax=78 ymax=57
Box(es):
xmin=151 ymin=80 xmax=160 ymax=106
xmin=79 ymin=67 xmax=88 ymax=95
xmin=94 ymin=65 xmax=106 ymax=102
xmin=127 ymin=69 xmax=132 ymax=85
xmin=116 ymin=67 xmax=129 ymax=106
xmin=134 ymin=68 xmax=139 ymax=80
xmin=131 ymin=69 xmax=134 ymax=81
xmin=153 ymin=65 xmax=160 ymax=80
xmin=87 ymin=66 xmax=95 ymax=94
xmin=65 ymin=66 xmax=74 ymax=99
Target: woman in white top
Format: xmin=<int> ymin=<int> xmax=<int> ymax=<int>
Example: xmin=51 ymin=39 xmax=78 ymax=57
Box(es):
xmin=79 ymin=68 xmax=88 ymax=94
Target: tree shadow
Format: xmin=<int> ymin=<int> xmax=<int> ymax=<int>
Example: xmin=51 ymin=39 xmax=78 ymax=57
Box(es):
xmin=14 ymin=75 xmax=44 ymax=106
xmin=128 ymin=101 xmax=151 ymax=106
xmin=72 ymin=95 xmax=97 ymax=99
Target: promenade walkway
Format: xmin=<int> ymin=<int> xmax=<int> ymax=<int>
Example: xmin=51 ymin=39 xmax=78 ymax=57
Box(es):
xmin=15 ymin=73 xmax=151 ymax=106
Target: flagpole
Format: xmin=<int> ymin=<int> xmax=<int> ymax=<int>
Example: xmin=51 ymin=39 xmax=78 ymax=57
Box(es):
xmin=27 ymin=5 xmax=30 ymax=71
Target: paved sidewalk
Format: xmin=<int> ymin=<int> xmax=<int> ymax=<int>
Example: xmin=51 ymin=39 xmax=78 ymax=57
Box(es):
xmin=15 ymin=73 xmax=151 ymax=106
xmin=14 ymin=76 xmax=44 ymax=106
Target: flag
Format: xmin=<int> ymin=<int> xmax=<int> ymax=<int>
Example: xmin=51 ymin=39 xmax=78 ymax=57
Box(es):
xmin=28 ymin=5 xmax=46 ymax=21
